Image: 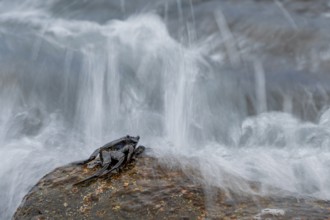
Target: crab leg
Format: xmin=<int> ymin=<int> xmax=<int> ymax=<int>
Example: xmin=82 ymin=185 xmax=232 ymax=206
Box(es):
xmin=123 ymin=144 xmax=135 ymax=166
xmin=71 ymin=148 xmax=100 ymax=165
xmin=134 ymin=145 xmax=145 ymax=156
xmin=101 ymin=156 xmax=125 ymax=177
xmin=74 ymin=160 xmax=112 ymax=185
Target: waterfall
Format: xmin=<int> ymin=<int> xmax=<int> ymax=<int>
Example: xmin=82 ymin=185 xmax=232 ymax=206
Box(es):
xmin=1 ymin=0 xmax=330 ymax=219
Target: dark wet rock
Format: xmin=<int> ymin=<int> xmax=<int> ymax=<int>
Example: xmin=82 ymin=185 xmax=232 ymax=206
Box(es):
xmin=14 ymin=155 xmax=330 ymax=220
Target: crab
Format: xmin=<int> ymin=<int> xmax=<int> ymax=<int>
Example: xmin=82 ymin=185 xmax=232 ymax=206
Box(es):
xmin=73 ymin=135 xmax=145 ymax=185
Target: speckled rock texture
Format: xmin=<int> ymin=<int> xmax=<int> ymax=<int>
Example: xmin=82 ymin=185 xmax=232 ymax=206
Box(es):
xmin=14 ymin=155 xmax=330 ymax=220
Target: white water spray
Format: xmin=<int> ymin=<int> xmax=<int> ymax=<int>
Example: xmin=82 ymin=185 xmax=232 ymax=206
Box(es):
xmin=1 ymin=1 xmax=330 ymax=219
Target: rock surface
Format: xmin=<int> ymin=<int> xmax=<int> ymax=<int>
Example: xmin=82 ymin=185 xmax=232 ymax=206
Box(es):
xmin=14 ymin=155 xmax=330 ymax=220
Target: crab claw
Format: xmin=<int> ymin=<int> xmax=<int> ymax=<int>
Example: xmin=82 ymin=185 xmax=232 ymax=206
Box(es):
xmin=134 ymin=145 xmax=145 ymax=155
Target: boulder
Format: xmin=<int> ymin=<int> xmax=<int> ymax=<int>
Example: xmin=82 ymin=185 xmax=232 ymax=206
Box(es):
xmin=14 ymin=155 xmax=330 ymax=219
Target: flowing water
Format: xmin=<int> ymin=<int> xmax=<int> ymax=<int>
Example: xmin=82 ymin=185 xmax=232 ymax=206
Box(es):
xmin=1 ymin=0 xmax=330 ymax=219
